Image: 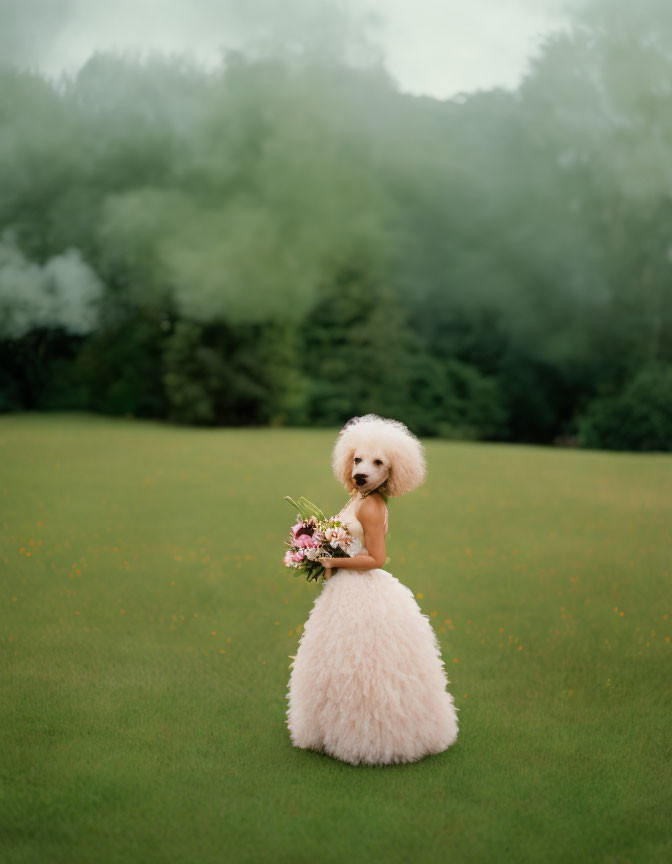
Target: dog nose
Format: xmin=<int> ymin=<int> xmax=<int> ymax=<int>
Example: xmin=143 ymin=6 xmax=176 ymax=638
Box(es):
xmin=354 ymin=473 xmax=368 ymax=485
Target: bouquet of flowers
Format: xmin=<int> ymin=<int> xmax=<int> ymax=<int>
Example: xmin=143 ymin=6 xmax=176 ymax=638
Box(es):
xmin=282 ymin=495 xmax=353 ymax=582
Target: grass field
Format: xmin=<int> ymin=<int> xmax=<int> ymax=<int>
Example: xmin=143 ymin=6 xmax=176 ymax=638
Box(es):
xmin=1 ymin=413 xmax=670 ymax=864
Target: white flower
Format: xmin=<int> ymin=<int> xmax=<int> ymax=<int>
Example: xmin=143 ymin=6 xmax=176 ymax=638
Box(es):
xmin=327 ymin=526 xmax=350 ymax=550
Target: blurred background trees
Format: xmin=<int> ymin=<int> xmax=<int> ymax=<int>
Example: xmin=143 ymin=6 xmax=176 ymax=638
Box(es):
xmin=1 ymin=0 xmax=671 ymax=449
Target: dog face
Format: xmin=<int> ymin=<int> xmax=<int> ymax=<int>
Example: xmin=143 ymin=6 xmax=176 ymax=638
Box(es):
xmin=350 ymin=447 xmax=391 ymax=494
xmin=333 ymin=414 xmax=426 ymax=498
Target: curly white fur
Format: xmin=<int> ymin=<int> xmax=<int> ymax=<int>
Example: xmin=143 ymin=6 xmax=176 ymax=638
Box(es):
xmin=332 ymin=414 xmax=427 ymax=498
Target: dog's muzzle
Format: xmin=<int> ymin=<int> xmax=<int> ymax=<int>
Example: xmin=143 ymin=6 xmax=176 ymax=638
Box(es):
xmin=352 ymin=470 xmax=390 ymax=494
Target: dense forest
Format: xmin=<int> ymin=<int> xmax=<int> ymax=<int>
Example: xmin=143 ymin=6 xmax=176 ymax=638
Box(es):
xmin=1 ymin=0 xmax=672 ymax=449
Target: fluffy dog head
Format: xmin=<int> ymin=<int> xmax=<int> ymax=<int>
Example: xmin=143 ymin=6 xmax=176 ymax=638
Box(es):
xmin=332 ymin=414 xmax=427 ymax=498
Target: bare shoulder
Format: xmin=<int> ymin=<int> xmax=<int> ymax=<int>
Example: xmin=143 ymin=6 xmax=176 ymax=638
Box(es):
xmin=357 ymin=493 xmax=387 ymax=524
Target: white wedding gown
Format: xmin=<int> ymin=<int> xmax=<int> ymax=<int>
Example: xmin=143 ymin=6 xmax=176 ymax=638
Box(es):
xmin=285 ymin=496 xmax=459 ymax=765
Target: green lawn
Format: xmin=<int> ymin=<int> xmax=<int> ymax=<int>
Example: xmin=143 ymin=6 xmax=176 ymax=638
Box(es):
xmin=1 ymin=413 xmax=670 ymax=863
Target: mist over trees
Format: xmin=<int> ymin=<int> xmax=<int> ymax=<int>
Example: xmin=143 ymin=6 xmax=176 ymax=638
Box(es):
xmin=1 ymin=0 xmax=671 ymax=449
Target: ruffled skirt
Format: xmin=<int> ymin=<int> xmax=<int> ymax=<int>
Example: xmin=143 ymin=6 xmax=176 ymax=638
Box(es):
xmin=285 ymin=568 xmax=459 ymax=765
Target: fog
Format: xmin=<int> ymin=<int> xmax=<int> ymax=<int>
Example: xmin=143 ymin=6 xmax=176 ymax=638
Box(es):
xmin=1 ymin=0 xmax=671 ymax=448
xmin=0 ymin=0 xmax=571 ymax=97
xmin=0 ymin=232 xmax=103 ymax=338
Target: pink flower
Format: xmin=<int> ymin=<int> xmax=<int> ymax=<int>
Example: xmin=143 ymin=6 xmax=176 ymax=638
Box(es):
xmin=292 ymin=517 xmax=323 ymax=548
xmin=283 ymin=550 xmax=294 ymax=567
xmin=325 ymin=526 xmax=351 ymax=550
xmin=292 ymin=550 xmax=306 ymax=563
xmin=295 ymin=531 xmax=323 ymax=548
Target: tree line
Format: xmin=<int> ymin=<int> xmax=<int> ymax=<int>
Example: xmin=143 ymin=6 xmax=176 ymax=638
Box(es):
xmin=1 ymin=0 xmax=671 ymax=449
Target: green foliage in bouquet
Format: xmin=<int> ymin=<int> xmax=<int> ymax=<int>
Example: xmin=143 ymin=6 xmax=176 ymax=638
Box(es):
xmin=283 ymin=496 xmax=351 ymax=582
xmin=284 ymin=496 xmax=327 ymax=522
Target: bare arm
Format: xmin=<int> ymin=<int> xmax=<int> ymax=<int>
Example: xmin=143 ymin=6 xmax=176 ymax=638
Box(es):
xmin=323 ymin=496 xmax=387 ymax=575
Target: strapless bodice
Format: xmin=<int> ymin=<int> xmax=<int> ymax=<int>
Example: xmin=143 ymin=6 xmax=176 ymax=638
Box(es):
xmin=339 ymin=512 xmax=368 ymax=556
xmin=333 ymin=495 xmax=388 ymax=558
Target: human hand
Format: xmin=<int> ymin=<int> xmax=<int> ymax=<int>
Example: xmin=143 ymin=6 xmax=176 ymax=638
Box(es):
xmin=321 ymin=557 xmax=339 ymax=580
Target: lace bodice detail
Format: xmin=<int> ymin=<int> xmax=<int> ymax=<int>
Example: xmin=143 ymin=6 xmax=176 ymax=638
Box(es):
xmin=334 ymin=494 xmax=388 ymax=558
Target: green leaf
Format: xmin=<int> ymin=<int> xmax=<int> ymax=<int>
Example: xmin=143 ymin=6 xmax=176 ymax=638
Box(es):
xmin=298 ymin=496 xmax=326 ymax=521
xmin=284 ymin=495 xmax=301 ymax=513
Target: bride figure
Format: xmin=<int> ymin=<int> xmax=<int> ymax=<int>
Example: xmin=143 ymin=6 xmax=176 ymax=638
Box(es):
xmin=285 ymin=414 xmax=459 ymax=766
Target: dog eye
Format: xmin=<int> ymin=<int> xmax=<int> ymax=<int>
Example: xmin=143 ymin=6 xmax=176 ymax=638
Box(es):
xmin=354 ymin=457 xmax=362 ymax=464
xmin=374 ymin=459 xmax=383 ymax=466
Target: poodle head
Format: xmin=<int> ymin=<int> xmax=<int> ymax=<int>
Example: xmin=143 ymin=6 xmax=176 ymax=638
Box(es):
xmin=331 ymin=414 xmax=427 ymax=498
